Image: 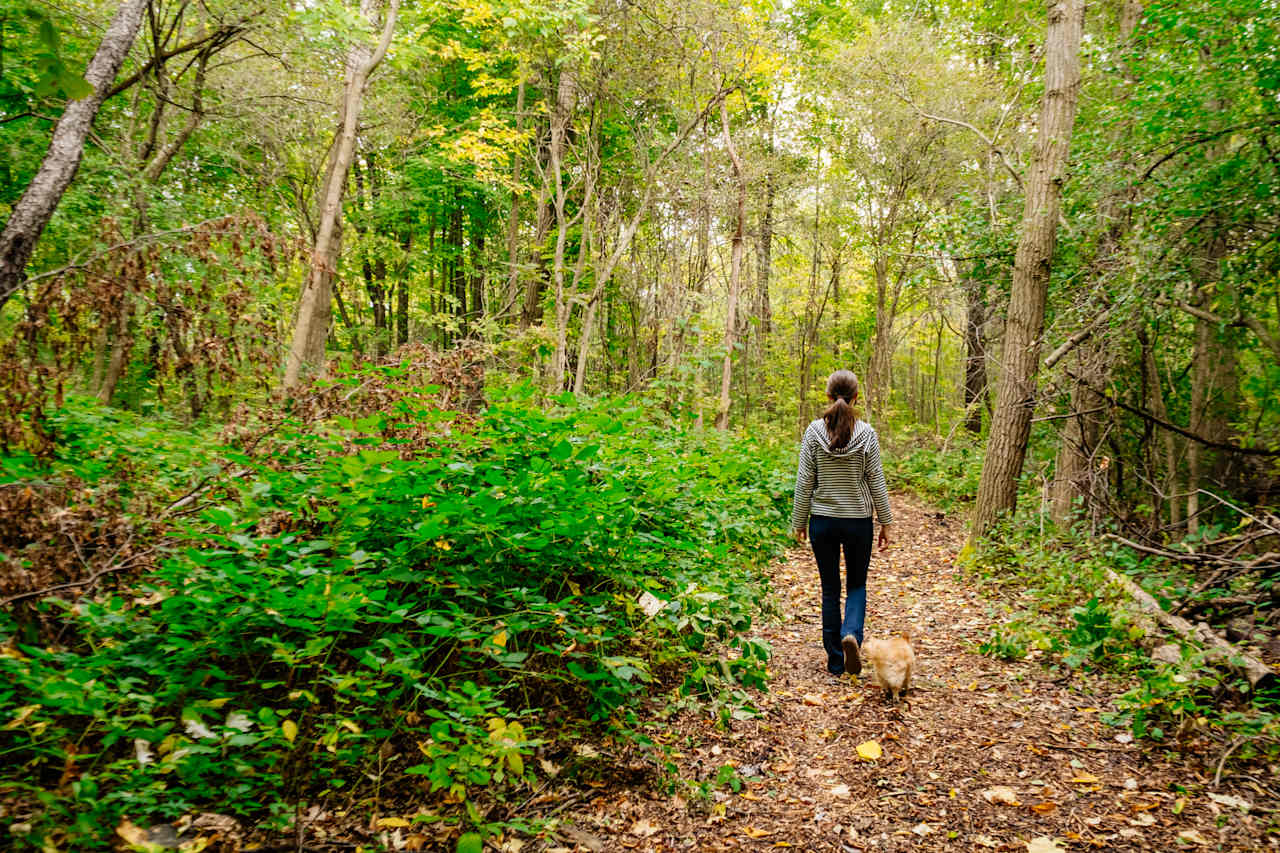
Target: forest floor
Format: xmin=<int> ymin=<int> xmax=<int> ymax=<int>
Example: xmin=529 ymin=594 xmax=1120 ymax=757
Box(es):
xmin=529 ymin=493 xmax=1277 ymax=853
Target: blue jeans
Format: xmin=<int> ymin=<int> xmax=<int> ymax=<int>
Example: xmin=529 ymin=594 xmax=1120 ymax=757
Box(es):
xmin=809 ymin=515 xmax=873 ymax=675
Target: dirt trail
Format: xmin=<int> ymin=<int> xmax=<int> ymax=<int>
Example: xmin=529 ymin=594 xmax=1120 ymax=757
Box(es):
xmin=542 ymin=494 xmax=1274 ymax=852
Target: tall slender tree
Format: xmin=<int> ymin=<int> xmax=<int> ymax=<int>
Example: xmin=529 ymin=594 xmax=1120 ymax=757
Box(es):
xmin=972 ymin=0 xmax=1086 ymax=535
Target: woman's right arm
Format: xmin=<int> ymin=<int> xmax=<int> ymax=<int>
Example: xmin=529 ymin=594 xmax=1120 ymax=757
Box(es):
xmin=866 ymin=432 xmax=893 ymax=527
xmin=790 ymin=430 xmax=815 ymax=535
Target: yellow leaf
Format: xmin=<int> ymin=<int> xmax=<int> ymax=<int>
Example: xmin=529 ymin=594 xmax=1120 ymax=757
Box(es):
xmin=856 ymin=740 xmax=883 ymax=761
xmin=282 ymin=719 xmax=298 ymax=743
xmin=743 ymin=827 xmax=773 ymax=839
xmin=340 ymin=719 xmax=362 ymax=734
xmin=492 ymin=630 xmax=507 ymax=649
xmin=376 ymin=817 xmax=411 ymax=829
xmin=1070 ymin=773 xmax=1100 ymax=784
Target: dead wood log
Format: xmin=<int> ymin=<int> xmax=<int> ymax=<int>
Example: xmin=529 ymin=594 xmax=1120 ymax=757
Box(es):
xmin=1104 ymin=566 xmax=1276 ymax=689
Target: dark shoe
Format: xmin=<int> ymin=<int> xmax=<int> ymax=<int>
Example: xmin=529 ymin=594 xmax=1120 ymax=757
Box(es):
xmin=842 ymin=635 xmax=861 ymax=675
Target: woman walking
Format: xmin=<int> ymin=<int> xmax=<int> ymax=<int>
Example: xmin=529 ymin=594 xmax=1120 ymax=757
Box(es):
xmin=791 ymin=370 xmax=893 ymax=676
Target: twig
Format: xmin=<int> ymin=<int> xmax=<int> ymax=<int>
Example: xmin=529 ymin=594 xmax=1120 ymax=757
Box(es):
xmin=1214 ymin=737 xmax=1246 ymax=788
xmin=1 ymin=550 xmax=156 ymax=606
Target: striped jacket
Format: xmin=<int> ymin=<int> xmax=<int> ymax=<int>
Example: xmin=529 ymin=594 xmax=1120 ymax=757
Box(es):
xmin=790 ymin=418 xmax=893 ymax=531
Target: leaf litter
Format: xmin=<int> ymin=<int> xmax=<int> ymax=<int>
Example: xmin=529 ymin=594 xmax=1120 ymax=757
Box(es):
xmin=520 ymin=495 xmax=1271 ymax=851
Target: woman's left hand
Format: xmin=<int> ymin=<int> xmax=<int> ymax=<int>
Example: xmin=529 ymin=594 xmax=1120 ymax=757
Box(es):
xmin=793 ymin=527 xmax=807 ymax=544
xmin=878 ymin=524 xmax=892 ymax=551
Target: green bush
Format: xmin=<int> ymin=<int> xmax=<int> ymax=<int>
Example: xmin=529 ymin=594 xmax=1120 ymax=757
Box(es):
xmin=0 ymin=386 xmax=789 ymax=848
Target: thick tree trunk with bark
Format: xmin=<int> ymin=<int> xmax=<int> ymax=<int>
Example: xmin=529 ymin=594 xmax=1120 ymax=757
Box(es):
xmin=972 ymin=0 xmax=1085 ymax=535
xmin=1049 ymin=0 xmax=1143 ymax=523
xmin=283 ymin=0 xmax=398 ymax=390
xmin=0 ymin=0 xmax=149 ymax=314
xmin=716 ymin=99 xmax=745 ymax=430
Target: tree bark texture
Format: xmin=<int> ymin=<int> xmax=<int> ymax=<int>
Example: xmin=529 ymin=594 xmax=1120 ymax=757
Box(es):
xmin=963 ymin=274 xmax=989 ymax=433
xmin=0 ymin=0 xmax=150 ymax=314
xmin=548 ymin=68 xmax=578 ymax=389
xmin=972 ymin=0 xmax=1085 ymax=535
xmin=716 ymin=99 xmax=745 ymax=430
xmin=1048 ymin=0 xmax=1144 ymax=523
xmin=283 ymin=0 xmax=398 ymax=390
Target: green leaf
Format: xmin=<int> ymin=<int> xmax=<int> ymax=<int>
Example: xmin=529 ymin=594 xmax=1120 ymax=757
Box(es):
xmin=456 ymin=832 xmax=484 ymax=853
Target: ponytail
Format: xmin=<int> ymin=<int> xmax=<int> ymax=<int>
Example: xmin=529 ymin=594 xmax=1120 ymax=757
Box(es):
xmin=823 ymin=397 xmax=856 ymax=449
xmin=822 ymin=369 xmax=860 ymax=449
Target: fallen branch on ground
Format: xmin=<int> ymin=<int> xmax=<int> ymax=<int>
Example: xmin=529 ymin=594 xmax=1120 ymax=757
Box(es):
xmin=1103 ymin=565 xmax=1275 ymax=689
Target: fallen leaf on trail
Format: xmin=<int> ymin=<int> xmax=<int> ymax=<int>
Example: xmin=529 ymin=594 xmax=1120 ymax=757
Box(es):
xmin=538 ymin=757 xmax=561 ymax=776
xmin=802 ymin=693 xmax=824 ymax=706
xmin=1115 ymin=732 xmax=1134 ymax=744
xmin=1070 ymin=772 xmax=1100 ymax=784
xmin=1173 ymin=796 xmax=1187 ymax=814
xmin=1128 ymin=812 xmax=1156 ymax=827
xmin=856 ymin=740 xmax=882 ymax=761
xmin=376 ymin=817 xmax=411 ymax=829
xmin=630 ymin=819 xmax=658 ymax=838
xmin=1029 ymin=801 xmax=1057 ymax=814
xmin=1177 ymin=829 xmax=1210 ymax=845
xmin=981 ymin=785 xmax=1020 ymax=805
xmin=1026 ymin=837 xmax=1066 ymax=853
xmin=830 ymin=784 xmax=850 ymax=798
xmin=1208 ymin=792 xmax=1251 ymax=812
xmin=743 ymin=827 xmax=773 ymax=839
xmin=973 ymin=836 xmax=1000 ymax=848
xmin=912 ymin=823 xmax=934 ymax=836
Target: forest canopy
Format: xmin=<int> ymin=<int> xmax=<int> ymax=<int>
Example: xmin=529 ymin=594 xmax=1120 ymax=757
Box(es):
xmin=1 ymin=0 xmax=1279 ymax=848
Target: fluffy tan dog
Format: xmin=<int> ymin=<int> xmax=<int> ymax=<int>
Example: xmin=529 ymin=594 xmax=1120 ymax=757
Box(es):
xmin=862 ymin=633 xmax=915 ymax=703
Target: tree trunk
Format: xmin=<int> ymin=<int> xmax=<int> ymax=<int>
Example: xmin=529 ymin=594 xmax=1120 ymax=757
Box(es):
xmin=972 ymin=0 xmax=1085 ymax=535
xmin=963 ymin=274 xmax=988 ymax=432
xmin=283 ymin=0 xmax=398 ymax=390
xmin=396 ymin=230 xmax=411 ymax=345
xmin=1140 ymin=328 xmax=1182 ymax=529
xmin=757 ymin=112 xmax=775 ymax=338
xmin=0 ymin=0 xmax=150 ymax=314
xmin=548 ymin=68 xmax=577 ymax=389
xmin=504 ymin=80 xmax=526 ymax=321
xmin=716 ymin=99 xmax=745 ymax=430
xmin=1049 ymin=0 xmax=1144 ymax=524
xmin=867 ymin=256 xmax=895 ymax=419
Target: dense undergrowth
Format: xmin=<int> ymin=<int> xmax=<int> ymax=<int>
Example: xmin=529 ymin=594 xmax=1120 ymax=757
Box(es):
xmin=0 ymin=380 xmax=790 ymax=849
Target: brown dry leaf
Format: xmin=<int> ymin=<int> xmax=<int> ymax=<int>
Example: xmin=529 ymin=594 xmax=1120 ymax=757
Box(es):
xmin=973 ymin=836 xmax=1001 ymax=849
xmin=1029 ymin=801 xmax=1057 ymax=814
xmin=1177 ymin=829 xmax=1211 ymax=845
xmin=855 ymin=740 xmax=882 ymax=761
xmin=629 ymin=818 xmax=659 ymax=838
xmin=802 ymin=693 xmax=824 ymax=706
xmin=743 ymin=827 xmax=773 ymax=839
xmin=1026 ymin=837 xmax=1066 ymax=853
xmin=830 ymin=783 xmax=851 ymax=798
xmin=981 ymin=785 xmax=1020 ymax=805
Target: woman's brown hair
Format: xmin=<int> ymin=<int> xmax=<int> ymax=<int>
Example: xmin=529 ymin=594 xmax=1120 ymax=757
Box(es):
xmin=822 ymin=370 xmax=860 ymax=449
